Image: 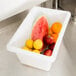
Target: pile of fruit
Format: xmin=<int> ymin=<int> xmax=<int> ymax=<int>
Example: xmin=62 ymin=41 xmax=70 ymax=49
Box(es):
xmin=22 ymin=16 xmax=62 ymax=56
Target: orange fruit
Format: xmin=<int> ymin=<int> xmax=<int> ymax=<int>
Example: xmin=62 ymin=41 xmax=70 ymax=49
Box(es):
xmin=51 ymin=22 xmax=62 ymax=34
xmin=51 ymin=33 xmax=58 ymax=42
xmin=48 ymin=28 xmax=53 ymax=36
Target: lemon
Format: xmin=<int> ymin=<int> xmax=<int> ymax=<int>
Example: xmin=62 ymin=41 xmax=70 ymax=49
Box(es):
xmin=33 ymin=39 xmax=43 ymax=49
xmin=33 ymin=50 xmax=40 ymax=54
xmin=26 ymin=39 xmax=33 ymax=48
xmin=22 ymin=46 xmax=29 ymax=50
xmin=22 ymin=46 xmax=32 ymax=51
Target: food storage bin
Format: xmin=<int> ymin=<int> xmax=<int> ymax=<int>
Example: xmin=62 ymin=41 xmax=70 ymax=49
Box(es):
xmin=7 ymin=7 xmax=71 ymax=71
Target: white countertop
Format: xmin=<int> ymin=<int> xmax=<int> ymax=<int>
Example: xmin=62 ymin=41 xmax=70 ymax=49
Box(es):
xmin=0 ymin=11 xmax=76 ymax=76
xmin=0 ymin=0 xmax=47 ymax=21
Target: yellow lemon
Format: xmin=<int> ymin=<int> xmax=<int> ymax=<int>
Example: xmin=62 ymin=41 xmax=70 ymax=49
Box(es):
xmin=33 ymin=39 xmax=43 ymax=49
xmin=26 ymin=39 xmax=33 ymax=48
xmin=33 ymin=50 xmax=40 ymax=54
xmin=22 ymin=46 xmax=32 ymax=51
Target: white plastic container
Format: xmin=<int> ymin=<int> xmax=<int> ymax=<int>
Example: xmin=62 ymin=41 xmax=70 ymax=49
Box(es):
xmin=7 ymin=7 xmax=71 ymax=71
